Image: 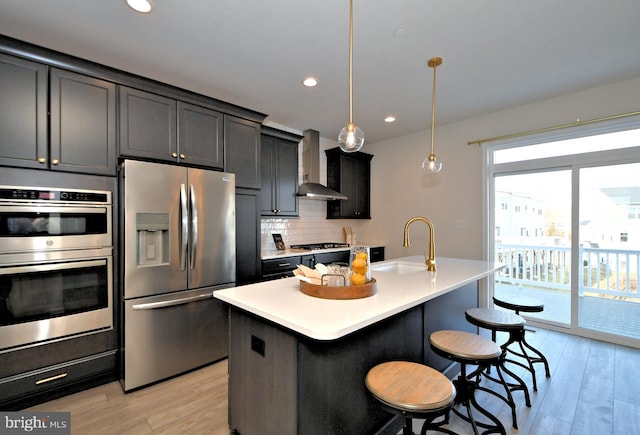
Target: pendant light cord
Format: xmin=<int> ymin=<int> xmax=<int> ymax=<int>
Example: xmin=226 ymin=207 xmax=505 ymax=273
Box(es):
xmin=348 ymin=0 xmax=354 ymax=125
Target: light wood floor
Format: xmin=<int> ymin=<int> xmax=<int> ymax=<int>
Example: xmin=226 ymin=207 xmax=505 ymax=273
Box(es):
xmin=27 ymin=327 xmax=640 ymax=435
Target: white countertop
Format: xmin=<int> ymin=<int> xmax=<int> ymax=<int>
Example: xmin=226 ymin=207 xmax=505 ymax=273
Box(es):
xmin=215 ymin=256 xmax=505 ymax=341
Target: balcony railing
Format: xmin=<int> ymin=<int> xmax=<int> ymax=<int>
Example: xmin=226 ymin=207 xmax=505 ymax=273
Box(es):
xmin=496 ymin=244 xmax=639 ymax=299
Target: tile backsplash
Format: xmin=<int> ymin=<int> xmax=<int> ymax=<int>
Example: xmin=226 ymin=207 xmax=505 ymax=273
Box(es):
xmin=261 ymin=200 xmax=361 ymax=250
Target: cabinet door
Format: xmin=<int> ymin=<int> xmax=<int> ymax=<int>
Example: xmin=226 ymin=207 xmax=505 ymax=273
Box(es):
xmin=260 ymin=135 xmax=277 ymax=215
xmin=274 ymin=139 xmax=299 ymax=216
xmin=235 ymin=188 xmax=261 ymax=284
xmin=353 ymin=157 xmax=370 ymax=218
xmin=0 ymin=53 xmax=47 ymax=169
xmin=225 ymin=115 xmax=261 ymax=188
xmin=119 ymin=86 xmax=177 ymax=162
xmin=339 ymin=155 xmax=358 ymax=217
xmin=178 ymin=102 xmax=224 ymax=169
xmin=50 ymin=69 xmax=117 ymax=175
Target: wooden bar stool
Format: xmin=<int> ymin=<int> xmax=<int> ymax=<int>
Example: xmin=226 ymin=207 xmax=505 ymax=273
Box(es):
xmin=464 ymin=308 xmax=532 ymax=429
xmin=429 ymin=330 xmax=509 ymax=435
xmin=492 ymin=295 xmax=551 ymax=389
xmin=365 ymin=361 xmax=457 ymax=435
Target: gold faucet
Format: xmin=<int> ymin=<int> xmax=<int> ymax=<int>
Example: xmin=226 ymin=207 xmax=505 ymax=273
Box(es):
xmin=403 ymin=216 xmax=436 ymax=271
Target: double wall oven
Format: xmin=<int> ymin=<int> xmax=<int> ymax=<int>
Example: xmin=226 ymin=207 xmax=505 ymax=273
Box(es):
xmin=0 ymin=185 xmax=113 ymax=352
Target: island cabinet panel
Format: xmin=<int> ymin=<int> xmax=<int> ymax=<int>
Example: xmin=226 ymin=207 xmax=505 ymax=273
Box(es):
xmin=227 ymin=305 xmax=423 ymax=435
xmin=229 ymin=309 xmax=297 ymax=435
xmin=423 ymin=282 xmax=479 ymax=373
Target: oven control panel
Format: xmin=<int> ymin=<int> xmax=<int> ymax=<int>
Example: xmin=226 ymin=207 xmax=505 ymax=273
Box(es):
xmin=0 ymin=186 xmax=110 ymax=204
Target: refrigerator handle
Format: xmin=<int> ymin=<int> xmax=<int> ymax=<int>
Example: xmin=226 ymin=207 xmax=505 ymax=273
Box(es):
xmin=189 ymin=184 xmax=198 ymax=270
xmin=180 ymin=183 xmax=188 ymax=271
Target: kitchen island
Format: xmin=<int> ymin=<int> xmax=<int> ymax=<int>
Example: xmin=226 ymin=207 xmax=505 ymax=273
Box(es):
xmin=215 ymin=256 xmax=504 ymax=435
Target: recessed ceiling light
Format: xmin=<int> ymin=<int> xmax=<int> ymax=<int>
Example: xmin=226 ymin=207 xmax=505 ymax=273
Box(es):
xmin=302 ymin=77 xmax=318 ymax=87
xmin=126 ymin=0 xmax=153 ymax=13
xmin=384 ymin=116 xmax=396 ymax=123
xmin=393 ymin=28 xmax=407 ymax=38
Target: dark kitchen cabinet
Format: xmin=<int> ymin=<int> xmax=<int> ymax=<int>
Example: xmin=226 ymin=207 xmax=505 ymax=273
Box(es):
xmin=0 ymin=54 xmax=116 ymax=175
xmin=326 ymin=148 xmax=373 ymax=219
xmin=50 ymin=68 xmax=117 ymax=175
xmin=225 ymin=115 xmax=261 ymax=189
xmin=119 ymin=86 xmax=176 ymax=162
xmin=0 ymin=53 xmax=47 ymax=170
xmin=261 ymin=256 xmax=301 ymax=280
xmin=120 ymin=86 xmax=224 ymax=170
xmin=260 ymin=127 xmax=302 ymax=217
xmin=236 ymin=188 xmax=261 ymax=284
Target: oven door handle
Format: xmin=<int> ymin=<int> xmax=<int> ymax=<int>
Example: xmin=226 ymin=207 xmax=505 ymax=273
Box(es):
xmin=131 ymin=292 xmax=212 ymax=310
xmin=0 ymin=205 xmax=106 ymax=214
xmin=0 ymin=259 xmax=106 ymax=275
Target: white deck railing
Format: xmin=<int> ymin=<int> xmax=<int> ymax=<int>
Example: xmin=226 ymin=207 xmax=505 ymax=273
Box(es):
xmin=496 ymin=244 xmax=639 ymax=299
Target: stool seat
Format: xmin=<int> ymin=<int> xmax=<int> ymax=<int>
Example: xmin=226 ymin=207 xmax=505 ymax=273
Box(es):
xmin=493 ymin=295 xmax=543 ymax=313
xmin=429 ymin=330 xmax=501 ymax=362
xmin=366 ymin=361 xmax=456 ymax=412
xmin=465 ymin=308 xmax=525 ymax=331
xmin=366 ymin=361 xmax=457 ymax=435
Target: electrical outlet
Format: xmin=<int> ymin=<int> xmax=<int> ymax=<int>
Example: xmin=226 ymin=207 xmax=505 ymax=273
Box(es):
xmin=455 ymin=219 xmax=465 ymax=230
xmin=251 ymin=335 xmax=265 ymax=357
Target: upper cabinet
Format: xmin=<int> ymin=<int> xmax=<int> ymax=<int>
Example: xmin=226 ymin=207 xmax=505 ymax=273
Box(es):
xmin=0 ymin=53 xmax=116 ymax=175
xmin=326 ymin=148 xmax=373 ymax=219
xmin=119 ymin=86 xmax=224 ymax=170
xmin=224 ymin=115 xmax=261 ymax=189
xmin=260 ymin=127 xmax=302 ymax=217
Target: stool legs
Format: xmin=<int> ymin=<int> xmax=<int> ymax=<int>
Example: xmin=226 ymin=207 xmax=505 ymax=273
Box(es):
xmin=495 ymin=328 xmax=551 ymax=391
xmin=451 ymin=363 xmax=507 ymax=435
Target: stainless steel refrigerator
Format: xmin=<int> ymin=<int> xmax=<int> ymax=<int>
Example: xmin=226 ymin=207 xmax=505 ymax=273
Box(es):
xmin=121 ymin=159 xmax=235 ymax=391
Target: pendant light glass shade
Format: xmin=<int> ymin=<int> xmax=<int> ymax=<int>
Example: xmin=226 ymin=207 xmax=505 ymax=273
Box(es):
xmin=339 ymin=123 xmax=365 ymax=152
xmin=422 ymin=57 xmax=443 ymax=173
xmin=338 ymin=0 xmax=364 ymax=153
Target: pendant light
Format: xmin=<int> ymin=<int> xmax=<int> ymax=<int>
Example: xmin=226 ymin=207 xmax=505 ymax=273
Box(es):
xmin=421 ymin=57 xmax=443 ymax=173
xmin=338 ymin=0 xmax=365 ymax=153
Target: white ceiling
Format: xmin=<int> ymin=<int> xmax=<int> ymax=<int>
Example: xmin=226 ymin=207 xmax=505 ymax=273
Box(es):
xmin=1 ymin=0 xmax=639 ymax=144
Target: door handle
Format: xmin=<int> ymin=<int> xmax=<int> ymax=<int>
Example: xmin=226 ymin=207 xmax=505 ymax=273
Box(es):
xmin=132 ymin=292 xmax=212 ymax=310
xmin=189 ymin=184 xmax=198 ymax=270
xmin=180 ymin=184 xmax=188 ymax=271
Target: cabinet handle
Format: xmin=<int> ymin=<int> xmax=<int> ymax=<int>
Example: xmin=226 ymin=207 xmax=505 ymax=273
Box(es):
xmin=171 ymin=152 xmax=178 ymax=158
xmin=35 ymin=373 xmax=68 ymax=385
xmin=179 ymin=153 xmax=186 ymax=159
xmin=277 ymin=262 xmax=291 ymax=267
xmin=51 ymin=159 xmax=60 ymax=165
xmin=38 ymin=157 xmax=46 ymax=164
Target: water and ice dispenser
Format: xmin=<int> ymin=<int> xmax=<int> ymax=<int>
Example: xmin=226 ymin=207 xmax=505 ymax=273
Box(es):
xmin=136 ymin=213 xmax=170 ymax=265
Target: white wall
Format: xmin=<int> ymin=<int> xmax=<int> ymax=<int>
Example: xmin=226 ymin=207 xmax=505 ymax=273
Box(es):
xmin=360 ymin=77 xmax=640 ymax=261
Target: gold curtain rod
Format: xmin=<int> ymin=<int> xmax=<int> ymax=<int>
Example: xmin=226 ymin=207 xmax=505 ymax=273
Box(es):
xmin=467 ymin=111 xmax=640 ymax=146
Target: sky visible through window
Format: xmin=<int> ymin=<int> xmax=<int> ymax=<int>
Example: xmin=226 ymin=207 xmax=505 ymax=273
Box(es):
xmin=493 ymin=128 xmax=640 ymax=164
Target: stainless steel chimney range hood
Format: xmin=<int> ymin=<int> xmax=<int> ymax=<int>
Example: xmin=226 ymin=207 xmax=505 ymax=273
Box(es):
xmin=298 ymin=129 xmax=347 ymax=201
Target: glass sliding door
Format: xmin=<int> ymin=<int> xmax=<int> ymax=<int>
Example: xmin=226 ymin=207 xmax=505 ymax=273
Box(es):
xmin=493 ymin=170 xmax=572 ymax=326
xmin=578 ymin=163 xmax=640 ymax=340
xmin=488 ymin=125 xmax=640 ymax=347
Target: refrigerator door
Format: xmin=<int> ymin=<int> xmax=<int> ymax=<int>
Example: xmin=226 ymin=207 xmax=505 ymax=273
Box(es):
xmin=123 ymin=160 xmax=187 ymax=299
xmin=187 ymin=168 xmax=235 ymax=289
xmin=122 ymin=286 xmax=230 ymax=391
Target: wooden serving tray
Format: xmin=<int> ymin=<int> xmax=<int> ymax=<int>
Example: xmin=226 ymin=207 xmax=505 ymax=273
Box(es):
xmin=300 ymin=278 xmax=377 ymax=300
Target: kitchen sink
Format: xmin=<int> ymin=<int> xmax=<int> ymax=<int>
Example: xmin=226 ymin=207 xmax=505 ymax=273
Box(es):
xmin=371 ymin=261 xmax=428 ymax=275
